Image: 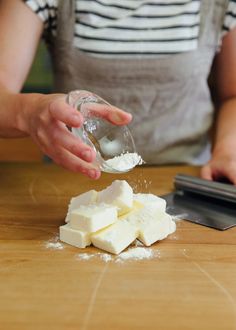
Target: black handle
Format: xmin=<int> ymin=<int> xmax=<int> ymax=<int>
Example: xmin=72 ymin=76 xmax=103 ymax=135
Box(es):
xmin=174 ymin=174 xmax=236 ymax=204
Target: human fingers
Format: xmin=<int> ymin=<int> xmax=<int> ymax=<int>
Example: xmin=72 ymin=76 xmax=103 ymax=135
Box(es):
xmin=38 ymin=135 xmax=100 ymax=179
xmin=50 ymin=122 xmax=96 ymax=162
xmin=218 ymin=162 xmax=236 ymax=185
xmin=53 ymin=147 xmax=101 ymax=179
xmin=31 ymin=118 xmax=100 ymax=178
xmin=200 ymin=164 xmax=213 ymax=181
xmin=201 ymin=161 xmax=236 ymax=185
xmin=49 ymin=97 xmax=83 ymax=127
xmin=85 ymin=103 xmax=132 ymax=125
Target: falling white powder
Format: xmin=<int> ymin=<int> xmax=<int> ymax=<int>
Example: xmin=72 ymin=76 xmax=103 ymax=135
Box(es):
xmin=128 ymin=173 xmax=152 ymax=193
xmin=105 ymin=152 xmax=143 ymax=171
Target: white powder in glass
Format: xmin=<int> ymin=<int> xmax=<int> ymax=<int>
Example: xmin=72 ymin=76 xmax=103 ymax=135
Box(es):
xmin=105 ymin=152 xmax=143 ymax=171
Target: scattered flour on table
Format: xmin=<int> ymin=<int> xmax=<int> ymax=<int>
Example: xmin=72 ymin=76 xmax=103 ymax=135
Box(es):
xmin=170 ymin=213 xmax=188 ymax=222
xmin=115 ymin=247 xmax=154 ymax=263
xmin=76 ymin=246 xmax=161 ymax=263
xmin=133 ymin=239 xmax=144 ymax=247
xmin=77 ymin=253 xmax=94 ymax=260
xmin=45 ymin=235 xmax=64 ymax=250
xmin=105 ymin=152 xmax=143 ymax=171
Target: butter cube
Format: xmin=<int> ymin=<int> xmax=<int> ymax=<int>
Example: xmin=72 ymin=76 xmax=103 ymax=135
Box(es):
xmin=69 ymin=204 xmax=117 ymax=232
xmin=134 ymin=193 xmax=166 ymax=212
xmin=66 ymin=190 xmax=98 ymax=223
xmin=124 ymin=207 xmax=176 ymax=246
xmin=97 ymin=180 xmax=133 ymax=216
xmin=91 ymin=220 xmax=138 ymax=254
xmin=119 ymin=200 xmax=144 ymax=219
xmin=60 ymin=224 xmax=91 ymax=248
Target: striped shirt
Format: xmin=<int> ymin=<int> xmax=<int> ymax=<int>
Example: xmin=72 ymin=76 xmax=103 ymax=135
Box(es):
xmin=24 ymin=0 xmax=236 ymax=57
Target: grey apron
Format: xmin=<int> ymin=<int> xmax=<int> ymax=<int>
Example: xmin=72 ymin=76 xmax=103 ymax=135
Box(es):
xmin=47 ymin=0 xmax=228 ymax=165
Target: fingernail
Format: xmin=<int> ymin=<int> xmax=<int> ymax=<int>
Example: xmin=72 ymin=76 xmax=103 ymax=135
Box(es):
xmin=110 ymin=112 xmax=123 ymax=124
xmin=88 ymin=169 xmax=100 ymax=179
xmin=81 ymin=150 xmax=92 ymax=162
xmin=72 ymin=114 xmax=81 ymax=125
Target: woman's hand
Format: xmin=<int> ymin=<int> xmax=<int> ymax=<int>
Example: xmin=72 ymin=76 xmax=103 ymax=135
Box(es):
xmin=201 ymin=140 xmax=236 ymax=184
xmin=18 ymin=93 xmax=132 ymax=179
xmin=201 ymin=28 xmax=236 ymax=185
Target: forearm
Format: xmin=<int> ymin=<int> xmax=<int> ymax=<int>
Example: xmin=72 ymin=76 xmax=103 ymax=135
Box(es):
xmin=0 ymin=88 xmax=43 ymax=138
xmin=213 ymin=97 xmax=236 ymax=155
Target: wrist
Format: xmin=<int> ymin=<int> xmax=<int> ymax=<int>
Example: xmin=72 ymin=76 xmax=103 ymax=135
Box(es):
xmin=16 ymin=92 xmax=47 ymax=134
xmin=212 ymin=138 xmax=236 ymax=159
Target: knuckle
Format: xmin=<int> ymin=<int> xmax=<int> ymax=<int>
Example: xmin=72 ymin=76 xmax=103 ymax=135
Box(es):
xmin=70 ymin=143 xmax=79 ymax=155
xmin=38 ymin=111 xmax=49 ymax=125
xmin=227 ymin=160 xmax=236 ymax=171
xmin=35 ymin=129 xmax=45 ymax=143
xmin=50 ymin=129 xmax=59 ymax=143
xmin=54 ymin=148 xmax=64 ymax=160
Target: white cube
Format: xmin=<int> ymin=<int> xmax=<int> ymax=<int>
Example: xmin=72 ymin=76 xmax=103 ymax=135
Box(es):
xmin=124 ymin=206 xmax=176 ymax=246
xmin=65 ymin=190 xmax=98 ymax=223
xmin=133 ymin=193 xmax=166 ymax=212
xmin=97 ymin=180 xmax=133 ymax=216
xmin=91 ymin=220 xmax=138 ymax=254
xmin=69 ymin=204 xmax=117 ymax=232
xmin=60 ymin=224 xmax=91 ymax=248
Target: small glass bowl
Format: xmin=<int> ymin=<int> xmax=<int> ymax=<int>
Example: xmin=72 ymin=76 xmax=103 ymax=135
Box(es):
xmin=67 ymin=90 xmax=141 ymax=173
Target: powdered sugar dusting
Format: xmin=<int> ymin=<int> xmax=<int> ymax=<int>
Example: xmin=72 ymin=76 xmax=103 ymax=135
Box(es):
xmin=171 ymin=213 xmax=187 ymax=221
xmin=115 ymin=247 xmax=154 ymax=262
xmin=133 ymin=239 xmax=144 ymax=247
xmin=100 ymin=253 xmax=113 ymax=262
xmin=46 ymin=241 xmax=64 ymax=250
xmin=75 ymin=247 xmax=160 ymax=263
xmin=76 ymin=252 xmax=112 ymax=262
xmin=77 ymin=253 xmax=94 ymax=260
xmin=45 ymin=235 xmax=64 ymax=250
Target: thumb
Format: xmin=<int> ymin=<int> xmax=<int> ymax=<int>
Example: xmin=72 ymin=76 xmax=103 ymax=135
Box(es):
xmin=200 ymin=164 xmax=213 ymax=181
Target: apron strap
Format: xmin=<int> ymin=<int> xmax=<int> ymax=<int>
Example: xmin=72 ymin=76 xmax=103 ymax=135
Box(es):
xmin=56 ymin=0 xmax=75 ymax=42
xmin=199 ymin=0 xmax=229 ymax=48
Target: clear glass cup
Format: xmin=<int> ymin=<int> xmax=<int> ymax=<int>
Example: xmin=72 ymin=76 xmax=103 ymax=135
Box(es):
xmin=67 ymin=90 xmax=141 ymax=173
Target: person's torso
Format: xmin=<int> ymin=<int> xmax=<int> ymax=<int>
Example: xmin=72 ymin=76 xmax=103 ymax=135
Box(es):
xmin=47 ymin=0 xmax=229 ymax=165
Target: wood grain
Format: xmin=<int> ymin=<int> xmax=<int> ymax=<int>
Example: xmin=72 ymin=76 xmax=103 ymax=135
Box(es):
xmin=0 ymin=138 xmax=43 ymax=161
xmin=0 ymin=163 xmax=236 ymax=330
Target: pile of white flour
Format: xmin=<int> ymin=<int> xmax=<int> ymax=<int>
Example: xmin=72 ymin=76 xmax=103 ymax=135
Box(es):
xmin=76 ymin=246 xmax=161 ymax=263
xmin=105 ymin=152 xmax=143 ymax=171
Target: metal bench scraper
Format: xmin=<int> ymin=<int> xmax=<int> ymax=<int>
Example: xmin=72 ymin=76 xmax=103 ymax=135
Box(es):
xmin=162 ymin=174 xmax=236 ymax=230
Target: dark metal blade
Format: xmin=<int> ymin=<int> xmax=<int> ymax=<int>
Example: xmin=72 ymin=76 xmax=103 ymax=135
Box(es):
xmin=162 ymin=191 xmax=236 ymax=231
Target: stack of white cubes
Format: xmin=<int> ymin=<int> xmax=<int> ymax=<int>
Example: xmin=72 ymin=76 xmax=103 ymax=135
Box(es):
xmin=60 ymin=180 xmax=176 ymax=254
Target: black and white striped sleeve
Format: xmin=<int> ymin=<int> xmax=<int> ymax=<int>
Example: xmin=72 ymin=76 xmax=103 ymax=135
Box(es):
xmin=23 ymin=0 xmax=58 ymax=30
xmin=223 ymin=0 xmax=236 ymax=33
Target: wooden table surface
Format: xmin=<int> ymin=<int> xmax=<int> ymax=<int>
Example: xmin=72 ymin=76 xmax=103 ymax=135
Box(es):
xmin=0 ymin=162 xmax=236 ymax=330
